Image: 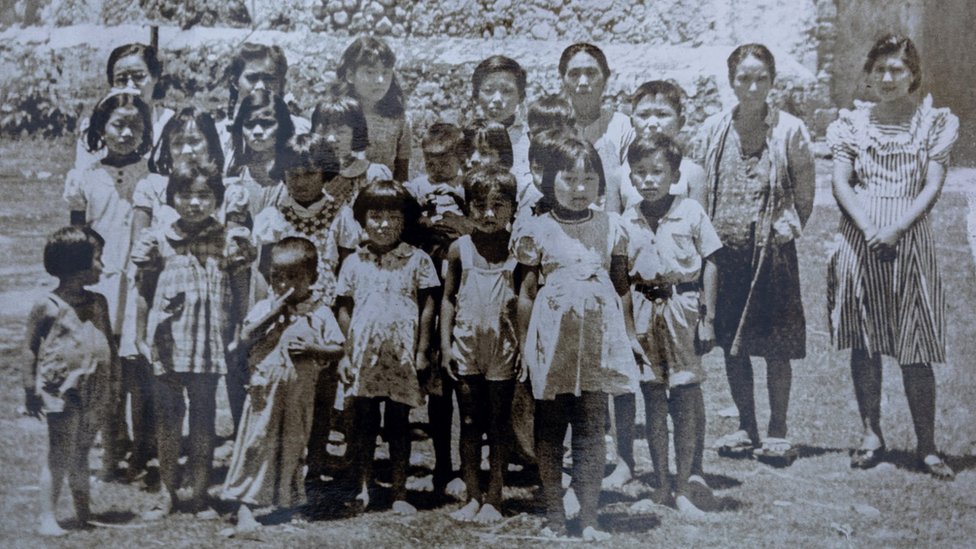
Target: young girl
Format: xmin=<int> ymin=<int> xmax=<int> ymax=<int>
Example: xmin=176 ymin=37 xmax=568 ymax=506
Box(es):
xmin=64 ymin=89 xmax=165 ymax=480
xmin=513 ymin=136 xmax=640 ymax=541
xmin=335 ymin=36 xmax=411 ymax=181
xmin=221 ymin=237 xmax=344 ymax=533
xmin=441 ymin=166 xmax=519 ymax=524
xmin=225 ymin=89 xmax=296 ymax=220
xmin=470 ymin=56 xmax=529 ymax=183
xmin=132 ymin=166 xmax=255 ymax=517
xmin=336 ymin=180 xmax=439 ymax=516
xmin=23 ymin=227 xmax=114 ymax=536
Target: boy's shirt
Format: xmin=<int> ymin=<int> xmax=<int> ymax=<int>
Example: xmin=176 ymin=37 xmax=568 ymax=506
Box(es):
xmin=622 ymin=196 xmax=722 ymax=285
xmin=619 ymin=157 xmax=707 ymax=210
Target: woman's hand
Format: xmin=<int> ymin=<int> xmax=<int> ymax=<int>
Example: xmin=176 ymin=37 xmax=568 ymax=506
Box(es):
xmin=867 ymin=225 xmax=903 ymax=251
xmin=442 ymin=348 xmax=458 ymax=382
xmin=516 ymin=357 xmax=528 ymax=383
xmin=338 ymin=357 xmax=352 ymax=386
xmin=415 ymin=351 xmax=430 ymax=375
xmin=697 ymin=317 xmax=716 ymax=355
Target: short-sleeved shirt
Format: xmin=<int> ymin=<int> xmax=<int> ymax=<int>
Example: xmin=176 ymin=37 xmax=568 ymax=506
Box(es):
xmin=365 ymin=112 xmax=411 ymax=174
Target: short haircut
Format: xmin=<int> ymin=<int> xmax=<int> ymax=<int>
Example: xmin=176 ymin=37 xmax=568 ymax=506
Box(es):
xmin=225 ymin=42 xmax=289 ymax=114
xmin=227 ymin=89 xmax=296 ymax=177
xmin=44 ymin=225 xmax=105 ymax=278
xmin=471 ymin=55 xmax=527 ymax=102
xmin=462 ymin=164 xmax=518 ymax=215
xmin=270 ymin=133 xmax=340 ymax=182
xmin=727 ymin=43 xmax=776 ymax=84
xmin=863 ymin=33 xmax=922 ymax=93
xmin=537 ymin=136 xmax=606 ymax=213
xmin=463 ymin=119 xmax=514 ymax=169
xmin=85 ymin=91 xmax=153 ymax=155
xmin=631 ymin=80 xmax=685 ymax=117
xmin=421 ymin=122 xmax=465 ymax=157
xmin=527 ymin=94 xmax=577 ymax=135
xmin=166 ymin=164 xmax=225 ymax=207
xmin=106 ymin=43 xmax=164 ymax=100
xmin=334 ymin=36 xmax=405 ymax=119
xmin=558 ymin=42 xmax=611 ymax=79
xmin=528 ymin=128 xmax=575 ymax=166
xmin=272 ymin=236 xmax=319 ymax=284
xmin=351 ymin=179 xmax=420 ymax=236
xmin=150 ymin=107 xmax=224 ymax=175
xmin=310 ymin=94 xmax=370 ymax=152
xmin=627 ymin=133 xmax=683 ymax=173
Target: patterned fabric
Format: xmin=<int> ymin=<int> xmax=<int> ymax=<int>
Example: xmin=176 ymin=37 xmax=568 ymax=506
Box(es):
xmin=336 ymin=242 xmax=440 ymax=407
xmin=826 ymin=95 xmax=958 ymax=364
xmin=364 ymin=112 xmax=412 ymax=174
xmin=712 ymin=135 xmax=771 ymax=249
xmin=132 ymin=218 xmax=254 ymax=375
xmin=511 ymin=210 xmax=639 ymax=400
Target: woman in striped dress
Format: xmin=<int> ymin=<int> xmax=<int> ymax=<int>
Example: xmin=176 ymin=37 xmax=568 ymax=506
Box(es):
xmin=827 ymin=34 xmax=959 ymax=480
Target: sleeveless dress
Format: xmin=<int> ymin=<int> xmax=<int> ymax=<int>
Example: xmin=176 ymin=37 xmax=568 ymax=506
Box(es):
xmin=827 ymin=96 xmax=959 ymax=364
xmin=450 ymin=235 xmax=518 ymax=380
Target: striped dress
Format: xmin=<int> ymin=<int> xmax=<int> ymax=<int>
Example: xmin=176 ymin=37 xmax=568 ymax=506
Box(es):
xmin=826 ymin=95 xmax=959 ymax=364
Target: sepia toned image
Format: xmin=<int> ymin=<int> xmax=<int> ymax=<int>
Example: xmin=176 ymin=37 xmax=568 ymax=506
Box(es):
xmin=0 ymin=0 xmax=974 ymax=546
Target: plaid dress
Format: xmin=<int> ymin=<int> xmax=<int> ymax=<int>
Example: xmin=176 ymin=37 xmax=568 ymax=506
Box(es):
xmin=132 ymin=218 xmax=254 ymax=376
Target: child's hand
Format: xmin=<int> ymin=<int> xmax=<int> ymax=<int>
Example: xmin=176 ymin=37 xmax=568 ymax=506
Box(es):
xmin=23 ymin=388 xmax=43 ymax=419
xmin=441 ymin=350 xmax=458 ymax=381
xmin=415 ymin=351 xmax=430 ymax=374
xmin=516 ymin=357 xmax=528 ymax=383
xmin=630 ymin=339 xmax=647 ymax=374
xmin=338 ymin=357 xmax=352 ymax=385
xmin=286 ymin=335 xmax=323 ymax=356
xmin=696 ymin=318 xmax=716 ymax=355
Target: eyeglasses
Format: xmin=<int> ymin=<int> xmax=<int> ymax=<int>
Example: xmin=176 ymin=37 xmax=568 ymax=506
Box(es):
xmin=112 ymin=70 xmax=150 ymax=88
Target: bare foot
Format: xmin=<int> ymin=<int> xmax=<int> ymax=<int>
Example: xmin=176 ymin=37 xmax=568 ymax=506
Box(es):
xmin=449 ymin=499 xmax=480 ymax=522
xmin=406 ymin=475 xmax=434 ymax=492
xmin=37 ymin=515 xmax=67 ymax=537
xmin=563 ymin=487 xmax=580 ymax=520
xmin=473 ymin=503 xmax=502 ymax=524
xmin=601 ymin=460 xmax=632 ymax=490
xmin=236 ymin=505 xmax=260 ymax=533
xmin=354 ymin=482 xmax=370 ymax=509
xmin=582 ymin=525 xmax=611 ymax=542
xmin=392 ymin=500 xmax=417 ymax=516
xmin=676 ymin=494 xmax=707 ymax=520
xmin=444 ymin=477 xmax=467 ymax=501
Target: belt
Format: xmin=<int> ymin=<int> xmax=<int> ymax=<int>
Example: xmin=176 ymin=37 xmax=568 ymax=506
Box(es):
xmin=634 ymin=281 xmax=699 ymax=301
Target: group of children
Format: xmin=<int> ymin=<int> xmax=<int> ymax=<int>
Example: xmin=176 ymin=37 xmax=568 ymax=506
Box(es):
xmin=26 ymin=36 xmax=726 ymax=541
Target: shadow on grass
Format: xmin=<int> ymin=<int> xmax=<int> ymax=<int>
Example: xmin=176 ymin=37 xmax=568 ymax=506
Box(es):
xmin=879 ymin=448 xmax=976 ymax=476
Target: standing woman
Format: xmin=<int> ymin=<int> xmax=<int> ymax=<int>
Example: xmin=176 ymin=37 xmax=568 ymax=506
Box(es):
xmin=558 ymin=43 xmax=634 ymax=214
xmin=471 ymin=56 xmax=531 ymax=187
xmin=827 ymin=35 xmax=958 ymax=479
xmin=695 ymin=44 xmax=815 ymax=460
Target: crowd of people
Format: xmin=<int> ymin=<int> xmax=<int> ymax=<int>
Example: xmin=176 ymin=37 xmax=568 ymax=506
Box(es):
xmin=21 ymin=32 xmax=959 ymax=541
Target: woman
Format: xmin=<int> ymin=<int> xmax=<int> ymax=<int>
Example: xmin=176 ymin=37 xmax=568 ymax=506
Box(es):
xmin=558 ymin=43 xmax=634 ymax=214
xmin=694 ymin=44 xmax=815 ymax=462
xmin=827 ymin=35 xmax=958 ymax=480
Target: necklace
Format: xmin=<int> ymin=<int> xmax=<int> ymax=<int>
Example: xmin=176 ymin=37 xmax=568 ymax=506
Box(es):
xmin=281 ymin=197 xmax=341 ymax=236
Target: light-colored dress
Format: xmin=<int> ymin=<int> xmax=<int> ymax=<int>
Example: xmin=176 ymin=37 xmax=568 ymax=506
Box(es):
xmin=221 ymin=294 xmax=344 ymax=508
xmin=512 ymin=210 xmax=639 ymax=400
xmin=826 ymin=95 xmax=958 ymax=364
xmin=450 ymin=235 xmax=519 ymax=380
xmin=336 ymin=242 xmax=440 ymax=407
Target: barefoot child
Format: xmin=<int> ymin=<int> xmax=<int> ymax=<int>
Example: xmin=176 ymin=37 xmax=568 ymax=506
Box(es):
xmin=513 ymin=136 xmax=640 ymax=541
xmin=221 ymin=237 xmax=345 ymax=531
xmin=621 ymin=134 xmax=721 ymax=516
xmin=336 ymin=180 xmax=439 ymax=515
xmin=441 ymin=166 xmax=520 ymax=523
xmin=24 ymin=227 xmax=115 ymax=536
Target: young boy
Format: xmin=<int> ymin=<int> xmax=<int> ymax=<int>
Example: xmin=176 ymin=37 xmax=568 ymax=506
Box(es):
xmin=621 ymin=80 xmax=707 ymax=209
xmin=620 ymin=133 xmax=721 ymax=517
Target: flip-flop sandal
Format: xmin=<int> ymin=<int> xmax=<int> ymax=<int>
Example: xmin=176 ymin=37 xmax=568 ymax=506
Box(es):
xmin=850 ymin=445 xmax=885 ymax=469
xmin=715 ymin=430 xmax=756 ymax=456
xmin=921 ymin=454 xmax=955 ymax=481
xmin=754 ymin=438 xmax=798 ymax=466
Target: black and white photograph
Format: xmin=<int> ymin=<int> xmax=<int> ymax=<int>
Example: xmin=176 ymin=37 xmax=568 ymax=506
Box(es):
xmin=0 ymin=0 xmax=974 ymax=546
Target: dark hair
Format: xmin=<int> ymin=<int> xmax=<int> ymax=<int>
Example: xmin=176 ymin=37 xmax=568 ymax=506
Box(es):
xmin=310 ymin=94 xmax=370 ymax=153
xmin=528 ymin=128 xmax=574 ymax=166
xmin=558 ymin=43 xmax=611 ymax=79
xmin=150 ymin=107 xmax=224 ymax=175
xmin=462 ymin=164 xmax=518 ymax=215
xmin=727 ymin=43 xmax=776 ymax=84
xmin=335 ymin=36 xmax=405 ymax=119
xmin=166 ymin=164 xmax=225 ymax=208
xmin=627 ymin=133 xmax=683 ymax=172
xmin=106 ymin=43 xmax=164 ymax=100
xmin=85 ymin=91 xmax=154 ymax=155
xmin=44 ymin=226 xmax=105 ymax=278
xmin=421 ymin=122 xmax=465 ymax=157
xmin=527 ymin=94 xmax=577 ymax=135
xmin=271 ymin=133 xmax=340 ymax=183
xmin=351 ymin=179 xmax=420 ymax=237
xmin=272 ymin=236 xmax=319 ymax=284
xmin=225 ymin=42 xmax=289 ymax=115
xmin=863 ymin=33 xmax=922 ymax=93
xmin=463 ymin=119 xmax=513 ymax=169
xmin=472 ymin=55 xmax=527 ymax=102
xmin=537 ymin=136 xmax=606 ymax=213
xmin=631 ymin=80 xmax=685 ymax=117
xmin=227 ymin=90 xmax=296 ymax=177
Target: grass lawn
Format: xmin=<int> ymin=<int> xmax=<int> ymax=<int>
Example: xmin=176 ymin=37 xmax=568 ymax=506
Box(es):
xmin=1 ymin=137 xmax=975 ymax=547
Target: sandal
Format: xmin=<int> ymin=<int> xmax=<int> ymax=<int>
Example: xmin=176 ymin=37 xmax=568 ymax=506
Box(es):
xmin=714 ymin=430 xmax=757 ymax=454
xmin=850 ymin=445 xmax=885 ymax=470
xmin=754 ymin=438 xmax=799 ymax=466
xmin=921 ymin=454 xmax=955 ymax=481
